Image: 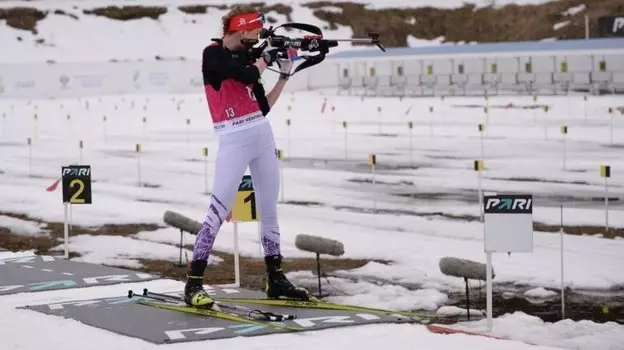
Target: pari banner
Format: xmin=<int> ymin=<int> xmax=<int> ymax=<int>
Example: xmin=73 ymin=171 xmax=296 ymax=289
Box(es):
xmin=598 ymin=16 xmax=624 ymax=38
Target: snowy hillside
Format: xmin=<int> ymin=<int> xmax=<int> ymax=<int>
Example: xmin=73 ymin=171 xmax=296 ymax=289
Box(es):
xmin=0 ymin=0 xmax=584 ymax=63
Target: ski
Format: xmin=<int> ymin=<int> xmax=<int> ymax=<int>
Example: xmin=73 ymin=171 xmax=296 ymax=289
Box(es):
xmin=136 ymin=300 xmax=303 ymax=332
xmin=214 ymin=296 xmax=453 ymax=324
xmin=129 ymin=289 xmax=301 ymax=331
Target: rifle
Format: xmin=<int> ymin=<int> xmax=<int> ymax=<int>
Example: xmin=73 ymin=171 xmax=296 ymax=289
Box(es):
xmin=242 ymin=22 xmax=386 ymax=75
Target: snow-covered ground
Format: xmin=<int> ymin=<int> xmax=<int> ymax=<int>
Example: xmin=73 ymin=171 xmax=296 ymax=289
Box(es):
xmin=0 ymin=250 xmax=620 ymax=350
xmin=1 ymin=91 xmax=623 ymax=349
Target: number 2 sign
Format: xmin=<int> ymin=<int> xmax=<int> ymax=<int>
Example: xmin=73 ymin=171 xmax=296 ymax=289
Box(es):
xmin=61 ymin=165 xmax=92 ymax=204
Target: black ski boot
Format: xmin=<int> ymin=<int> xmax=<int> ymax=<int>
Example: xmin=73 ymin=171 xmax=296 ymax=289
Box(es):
xmin=184 ymin=260 xmax=215 ymax=308
xmin=264 ymin=255 xmax=311 ymax=301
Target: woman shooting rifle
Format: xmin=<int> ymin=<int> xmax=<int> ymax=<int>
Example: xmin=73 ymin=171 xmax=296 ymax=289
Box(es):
xmin=184 ymin=5 xmax=310 ymax=308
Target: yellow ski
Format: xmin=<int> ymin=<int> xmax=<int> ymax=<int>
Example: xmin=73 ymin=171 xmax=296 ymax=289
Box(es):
xmin=215 ymin=297 xmax=446 ymax=323
xmin=137 ymin=300 xmax=304 ymax=332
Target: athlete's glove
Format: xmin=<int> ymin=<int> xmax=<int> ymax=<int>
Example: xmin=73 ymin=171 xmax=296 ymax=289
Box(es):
xmin=276 ymin=48 xmax=298 ymax=81
xmin=262 ymin=49 xmax=280 ymax=66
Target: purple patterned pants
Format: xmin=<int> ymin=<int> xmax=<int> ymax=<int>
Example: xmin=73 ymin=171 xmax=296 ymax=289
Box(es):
xmin=192 ymin=122 xmax=281 ymax=261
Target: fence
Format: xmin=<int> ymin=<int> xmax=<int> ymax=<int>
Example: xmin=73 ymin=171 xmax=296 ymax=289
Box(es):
xmin=1 ymin=38 xmax=623 ymax=99
xmin=319 ymin=38 xmax=624 ymax=97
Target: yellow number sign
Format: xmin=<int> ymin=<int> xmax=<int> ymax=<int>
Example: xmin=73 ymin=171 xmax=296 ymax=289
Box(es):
xmin=61 ymin=165 xmax=92 ymax=204
xmin=230 ymin=175 xmax=259 ymax=222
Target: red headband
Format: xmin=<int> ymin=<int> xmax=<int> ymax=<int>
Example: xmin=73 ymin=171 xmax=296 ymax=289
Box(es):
xmin=228 ymin=12 xmax=264 ymax=32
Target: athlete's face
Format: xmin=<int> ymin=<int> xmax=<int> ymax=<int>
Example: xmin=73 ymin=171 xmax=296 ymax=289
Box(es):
xmin=241 ymin=28 xmax=263 ymax=41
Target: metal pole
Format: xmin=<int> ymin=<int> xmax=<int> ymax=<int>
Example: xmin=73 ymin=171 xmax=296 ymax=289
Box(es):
xmin=316 ymin=253 xmax=322 ymax=297
xmin=69 ymin=204 xmax=73 ymax=239
xmin=409 ymin=128 xmax=413 ymax=166
xmin=480 ymin=131 xmax=484 ymax=161
xmin=465 ymin=277 xmax=471 ymax=320
xmin=179 ymin=229 xmax=183 ymax=266
xmin=344 ymin=127 xmax=348 ymax=160
xmin=280 ymin=161 xmax=284 ymax=203
xmin=560 ymin=204 xmax=565 ymax=319
xmin=233 ymin=222 xmax=240 ymax=288
xmin=486 ymin=251 xmax=493 ymax=331
xmin=610 ymin=113 xmax=614 ymax=145
xmin=563 ymin=132 xmax=567 ymax=171
xmin=64 ymin=203 xmax=69 ymax=259
xmin=478 ymin=171 xmax=484 ymax=222
xmin=605 ymin=176 xmax=609 ymax=234
xmin=584 ymin=14 xmax=589 ymax=39
xmin=372 ymin=164 xmax=377 ymax=212
xmin=204 ymin=152 xmax=208 ymax=195
xmin=257 ymin=221 xmax=262 ymax=257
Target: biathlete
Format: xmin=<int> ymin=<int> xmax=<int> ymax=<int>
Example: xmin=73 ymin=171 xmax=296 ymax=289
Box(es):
xmin=184 ymin=5 xmax=310 ymax=308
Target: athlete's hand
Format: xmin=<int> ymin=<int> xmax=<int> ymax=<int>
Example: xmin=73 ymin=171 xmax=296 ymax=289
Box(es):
xmin=262 ymin=49 xmax=281 ymax=66
xmin=277 ymin=48 xmax=298 ymax=74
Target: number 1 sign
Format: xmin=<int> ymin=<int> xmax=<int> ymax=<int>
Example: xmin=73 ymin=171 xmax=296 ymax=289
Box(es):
xmin=223 ymin=174 xmax=260 ymax=288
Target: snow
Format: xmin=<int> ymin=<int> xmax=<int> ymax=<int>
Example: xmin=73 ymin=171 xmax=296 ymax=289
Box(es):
xmin=49 ymin=234 xmax=222 ymax=269
xmin=437 ymin=305 xmax=485 ymax=317
xmin=454 ymin=312 xmax=624 ymax=350
xmin=524 ymin=287 xmax=558 ymax=299
xmin=288 ymin=270 xmax=449 ymax=311
xmin=554 ymin=21 xmax=570 ymax=31
xmin=3 ymin=93 xmax=621 ymax=349
xmin=0 ymin=0 xmax=623 ymax=348
xmin=1 ymin=93 xmax=624 ymax=296
xmin=0 ymin=214 xmax=46 ymax=236
xmin=563 ymin=4 xmax=586 ymax=17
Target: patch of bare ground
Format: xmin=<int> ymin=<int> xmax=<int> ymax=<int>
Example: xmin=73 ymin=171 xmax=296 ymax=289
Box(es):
xmin=137 ymin=251 xmax=385 ymax=291
xmin=0 ymin=7 xmax=46 ymax=33
xmin=0 ymin=211 xmax=161 ymax=239
xmin=535 ymin=222 xmax=624 ymax=239
xmin=82 ymin=6 xmax=167 ymax=21
xmin=303 ymin=0 xmax=624 ymax=47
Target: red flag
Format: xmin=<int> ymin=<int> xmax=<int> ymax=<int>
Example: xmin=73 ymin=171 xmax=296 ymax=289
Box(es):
xmin=46 ymin=178 xmax=61 ymax=192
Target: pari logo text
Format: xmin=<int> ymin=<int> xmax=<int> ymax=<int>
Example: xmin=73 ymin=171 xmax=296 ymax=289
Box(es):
xmin=484 ymin=195 xmax=532 ymax=213
xmin=62 ymin=167 xmax=90 ymax=177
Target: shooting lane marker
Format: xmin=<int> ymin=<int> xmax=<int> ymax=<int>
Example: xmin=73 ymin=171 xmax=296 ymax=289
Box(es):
xmin=560 ymin=125 xmax=568 ymax=170
xmin=408 ymin=121 xmax=413 ymax=165
xmin=343 ymin=121 xmax=348 ymax=160
xmin=136 ymin=143 xmax=142 ymax=187
xmin=276 ymin=149 xmax=285 ymax=203
xmin=27 ymin=137 xmax=32 ymax=177
xmin=186 ymin=118 xmax=191 ymax=148
xmin=600 ymin=165 xmax=611 ymax=235
xmin=202 ymin=147 xmax=209 ymax=195
xmin=429 ymin=106 xmax=434 ymax=138
xmin=474 ymin=160 xmax=485 ymax=222
xmin=285 ymin=119 xmax=291 ymax=156
xmin=102 ymin=115 xmax=108 ymax=144
xmin=543 ymin=105 xmax=549 ymax=140
xmin=478 ymin=124 xmax=485 ymax=162
xmin=368 ymin=154 xmax=377 ymax=213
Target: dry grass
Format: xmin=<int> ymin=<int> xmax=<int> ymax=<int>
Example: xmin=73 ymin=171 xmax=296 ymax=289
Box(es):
xmin=138 ymin=251 xmax=379 ymax=291
xmin=0 ymin=7 xmax=47 ymax=34
xmin=83 ymin=6 xmax=167 ymax=21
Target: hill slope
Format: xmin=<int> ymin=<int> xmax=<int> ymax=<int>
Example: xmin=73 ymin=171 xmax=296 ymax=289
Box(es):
xmin=0 ymin=0 xmax=621 ymax=63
